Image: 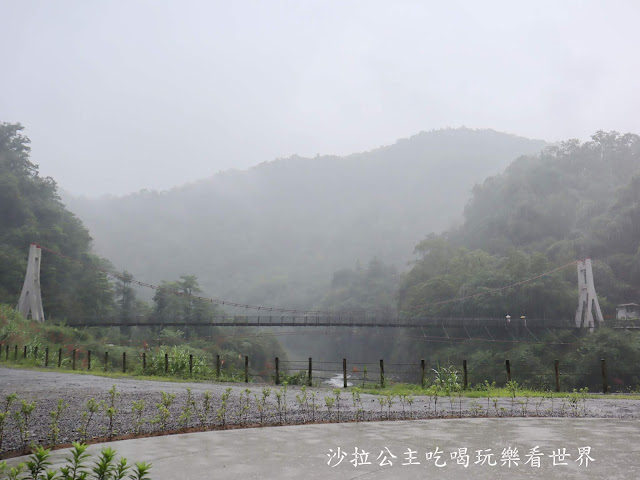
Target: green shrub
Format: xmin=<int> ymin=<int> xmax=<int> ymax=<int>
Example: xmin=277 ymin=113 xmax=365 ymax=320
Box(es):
xmin=0 ymin=443 xmax=152 ymax=480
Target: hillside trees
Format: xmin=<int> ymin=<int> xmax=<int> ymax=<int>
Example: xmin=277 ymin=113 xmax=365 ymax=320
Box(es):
xmin=62 ymin=128 xmax=547 ymax=313
xmin=152 ymin=275 xmax=223 ymax=323
xmin=0 ymin=122 xmax=115 ymax=320
xmin=400 ymin=131 xmax=640 ymax=319
xmin=148 ymin=275 xmax=287 ymax=367
xmin=314 ymin=258 xmax=399 ymax=314
xmin=399 ymin=245 xmax=574 ymax=319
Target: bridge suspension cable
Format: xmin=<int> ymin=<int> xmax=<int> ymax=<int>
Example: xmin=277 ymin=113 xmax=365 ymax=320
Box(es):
xmin=36 ymin=244 xmax=579 ymax=316
xmin=403 ymin=259 xmax=579 ymax=313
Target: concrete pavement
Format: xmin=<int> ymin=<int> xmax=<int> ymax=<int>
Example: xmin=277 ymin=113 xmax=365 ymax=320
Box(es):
xmin=6 ymin=418 xmax=640 ymax=479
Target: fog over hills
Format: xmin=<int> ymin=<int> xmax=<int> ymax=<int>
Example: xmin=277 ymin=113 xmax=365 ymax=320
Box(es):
xmin=63 ymin=128 xmax=546 ymax=310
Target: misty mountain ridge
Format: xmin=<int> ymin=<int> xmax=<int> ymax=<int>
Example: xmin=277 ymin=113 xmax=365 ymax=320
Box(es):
xmin=62 ymin=127 xmax=546 ymax=310
xmin=398 ymin=130 xmax=640 ymax=321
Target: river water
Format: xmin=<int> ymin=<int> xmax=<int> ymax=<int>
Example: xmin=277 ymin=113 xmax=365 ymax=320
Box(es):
xmin=325 ymin=373 xmax=353 ymax=387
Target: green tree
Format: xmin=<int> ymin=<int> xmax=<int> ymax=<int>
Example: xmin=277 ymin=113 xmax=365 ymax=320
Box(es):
xmin=115 ymin=271 xmax=136 ymax=318
xmin=400 ymin=131 xmax=640 ymax=320
xmin=0 ymin=122 xmax=116 ymax=321
xmin=153 ymin=275 xmax=221 ymax=325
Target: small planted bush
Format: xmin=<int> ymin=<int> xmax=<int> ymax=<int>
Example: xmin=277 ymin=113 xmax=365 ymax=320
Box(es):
xmin=351 ymin=389 xmax=363 ymax=422
xmin=152 ymin=392 xmax=175 ymax=431
xmin=13 ymin=400 xmax=36 ymax=450
xmin=178 ymin=389 xmax=195 ymax=428
xmin=0 ymin=393 xmax=18 ymax=452
xmin=332 ymin=389 xmax=342 ymax=422
xmin=385 ymin=394 xmax=395 ymax=420
xmin=429 ymin=384 xmax=440 ymax=416
xmin=255 ymin=388 xmax=271 ymax=427
xmin=198 ymin=391 xmax=212 ymax=427
xmin=104 ymin=385 xmax=120 ymax=439
xmin=131 ymin=400 xmax=146 ymax=435
xmin=274 ymin=385 xmax=288 ymax=424
xmin=48 ymin=399 xmax=68 ymax=446
xmin=377 ymin=396 xmax=386 ymax=419
xmin=295 ymin=386 xmax=307 ymax=422
xmin=406 ymin=394 xmax=414 ymax=419
xmin=216 ymin=388 xmax=231 ymax=428
xmin=324 ymin=396 xmax=335 ymax=421
xmin=310 ymin=392 xmax=318 ymax=422
xmin=0 ymin=443 xmax=152 ymax=480
xmin=78 ymin=398 xmax=103 ymax=443
xmin=506 ymin=380 xmax=519 ymax=415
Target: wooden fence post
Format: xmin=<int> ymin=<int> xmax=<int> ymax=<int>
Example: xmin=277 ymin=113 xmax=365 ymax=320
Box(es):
xmin=45 ymin=347 xmax=49 ymax=367
xmin=58 ymin=348 xmax=62 ymax=368
xmin=142 ymin=352 xmax=146 ymax=371
xmin=216 ymin=354 xmax=220 ymax=379
xmin=308 ymin=357 xmax=313 ymax=387
xmin=72 ymin=349 xmax=76 ymax=370
xmin=104 ymin=351 xmax=109 ymax=371
xmin=554 ymin=359 xmax=560 ymax=392
xmin=343 ymin=358 xmax=347 ymax=388
xmin=88 ymin=350 xmax=91 ymax=371
xmin=505 ymin=359 xmax=511 ymax=383
xmin=23 ymin=345 xmax=27 ymax=359
xmin=421 ymin=359 xmax=426 ymax=388
xmin=164 ymin=353 xmax=168 ymax=374
xmin=275 ymin=357 xmax=280 ymax=385
xmin=601 ymin=358 xmax=608 ymax=394
xmin=463 ymin=359 xmax=468 ymax=390
xmin=122 ymin=352 xmax=126 ymax=373
xmin=245 ymin=356 xmax=249 ymax=383
xmin=5 ymin=344 xmax=8 ymax=360
xmin=380 ymin=359 xmax=385 ymax=388
xmin=189 ymin=354 xmax=193 ymax=376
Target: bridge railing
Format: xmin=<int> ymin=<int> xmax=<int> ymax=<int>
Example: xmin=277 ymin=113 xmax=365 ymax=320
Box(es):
xmin=61 ymin=315 xmax=577 ymax=329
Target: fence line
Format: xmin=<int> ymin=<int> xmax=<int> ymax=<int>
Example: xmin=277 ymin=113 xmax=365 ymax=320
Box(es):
xmin=1 ymin=343 xmax=635 ymax=393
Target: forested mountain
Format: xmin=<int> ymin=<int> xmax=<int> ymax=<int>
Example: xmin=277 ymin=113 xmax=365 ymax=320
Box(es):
xmin=0 ymin=123 xmax=114 ymax=319
xmin=0 ymin=122 xmax=287 ymax=367
xmin=5 ymin=121 xmax=639 ymax=367
xmin=64 ymin=128 xmax=546 ymax=311
xmin=0 ymin=122 xmax=224 ymax=324
xmin=399 ymin=131 xmax=640 ymax=320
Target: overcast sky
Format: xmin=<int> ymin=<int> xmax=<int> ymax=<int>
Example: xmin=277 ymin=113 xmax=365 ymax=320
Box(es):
xmin=2 ymin=0 xmax=640 ymax=196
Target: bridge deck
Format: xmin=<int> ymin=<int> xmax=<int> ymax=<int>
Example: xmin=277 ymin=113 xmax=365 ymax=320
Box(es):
xmin=64 ymin=316 xmax=578 ymax=329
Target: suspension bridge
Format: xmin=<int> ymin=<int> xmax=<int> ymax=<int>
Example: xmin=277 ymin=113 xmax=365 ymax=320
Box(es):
xmin=16 ymin=243 xmax=621 ymax=341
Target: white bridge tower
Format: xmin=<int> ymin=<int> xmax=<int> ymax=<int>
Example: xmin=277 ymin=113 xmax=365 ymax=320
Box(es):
xmin=17 ymin=243 xmax=45 ymax=322
xmin=575 ymin=258 xmax=603 ymax=331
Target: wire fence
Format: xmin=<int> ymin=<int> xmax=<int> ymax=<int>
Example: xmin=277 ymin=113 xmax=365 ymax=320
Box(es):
xmin=1 ymin=342 xmax=637 ymax=393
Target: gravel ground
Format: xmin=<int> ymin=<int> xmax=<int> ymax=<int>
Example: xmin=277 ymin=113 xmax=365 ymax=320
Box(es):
xmin=2 ymin=366 xmax=640 ymax=456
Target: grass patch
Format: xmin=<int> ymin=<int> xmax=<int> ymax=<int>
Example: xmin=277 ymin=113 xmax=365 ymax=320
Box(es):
xmin=0 ymin=360 xmax=244 ymax=384
xmin=358 ymin=383 xmax=426 ymax=396
xmin=355 ymin=382 xmax=640 ymax=399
